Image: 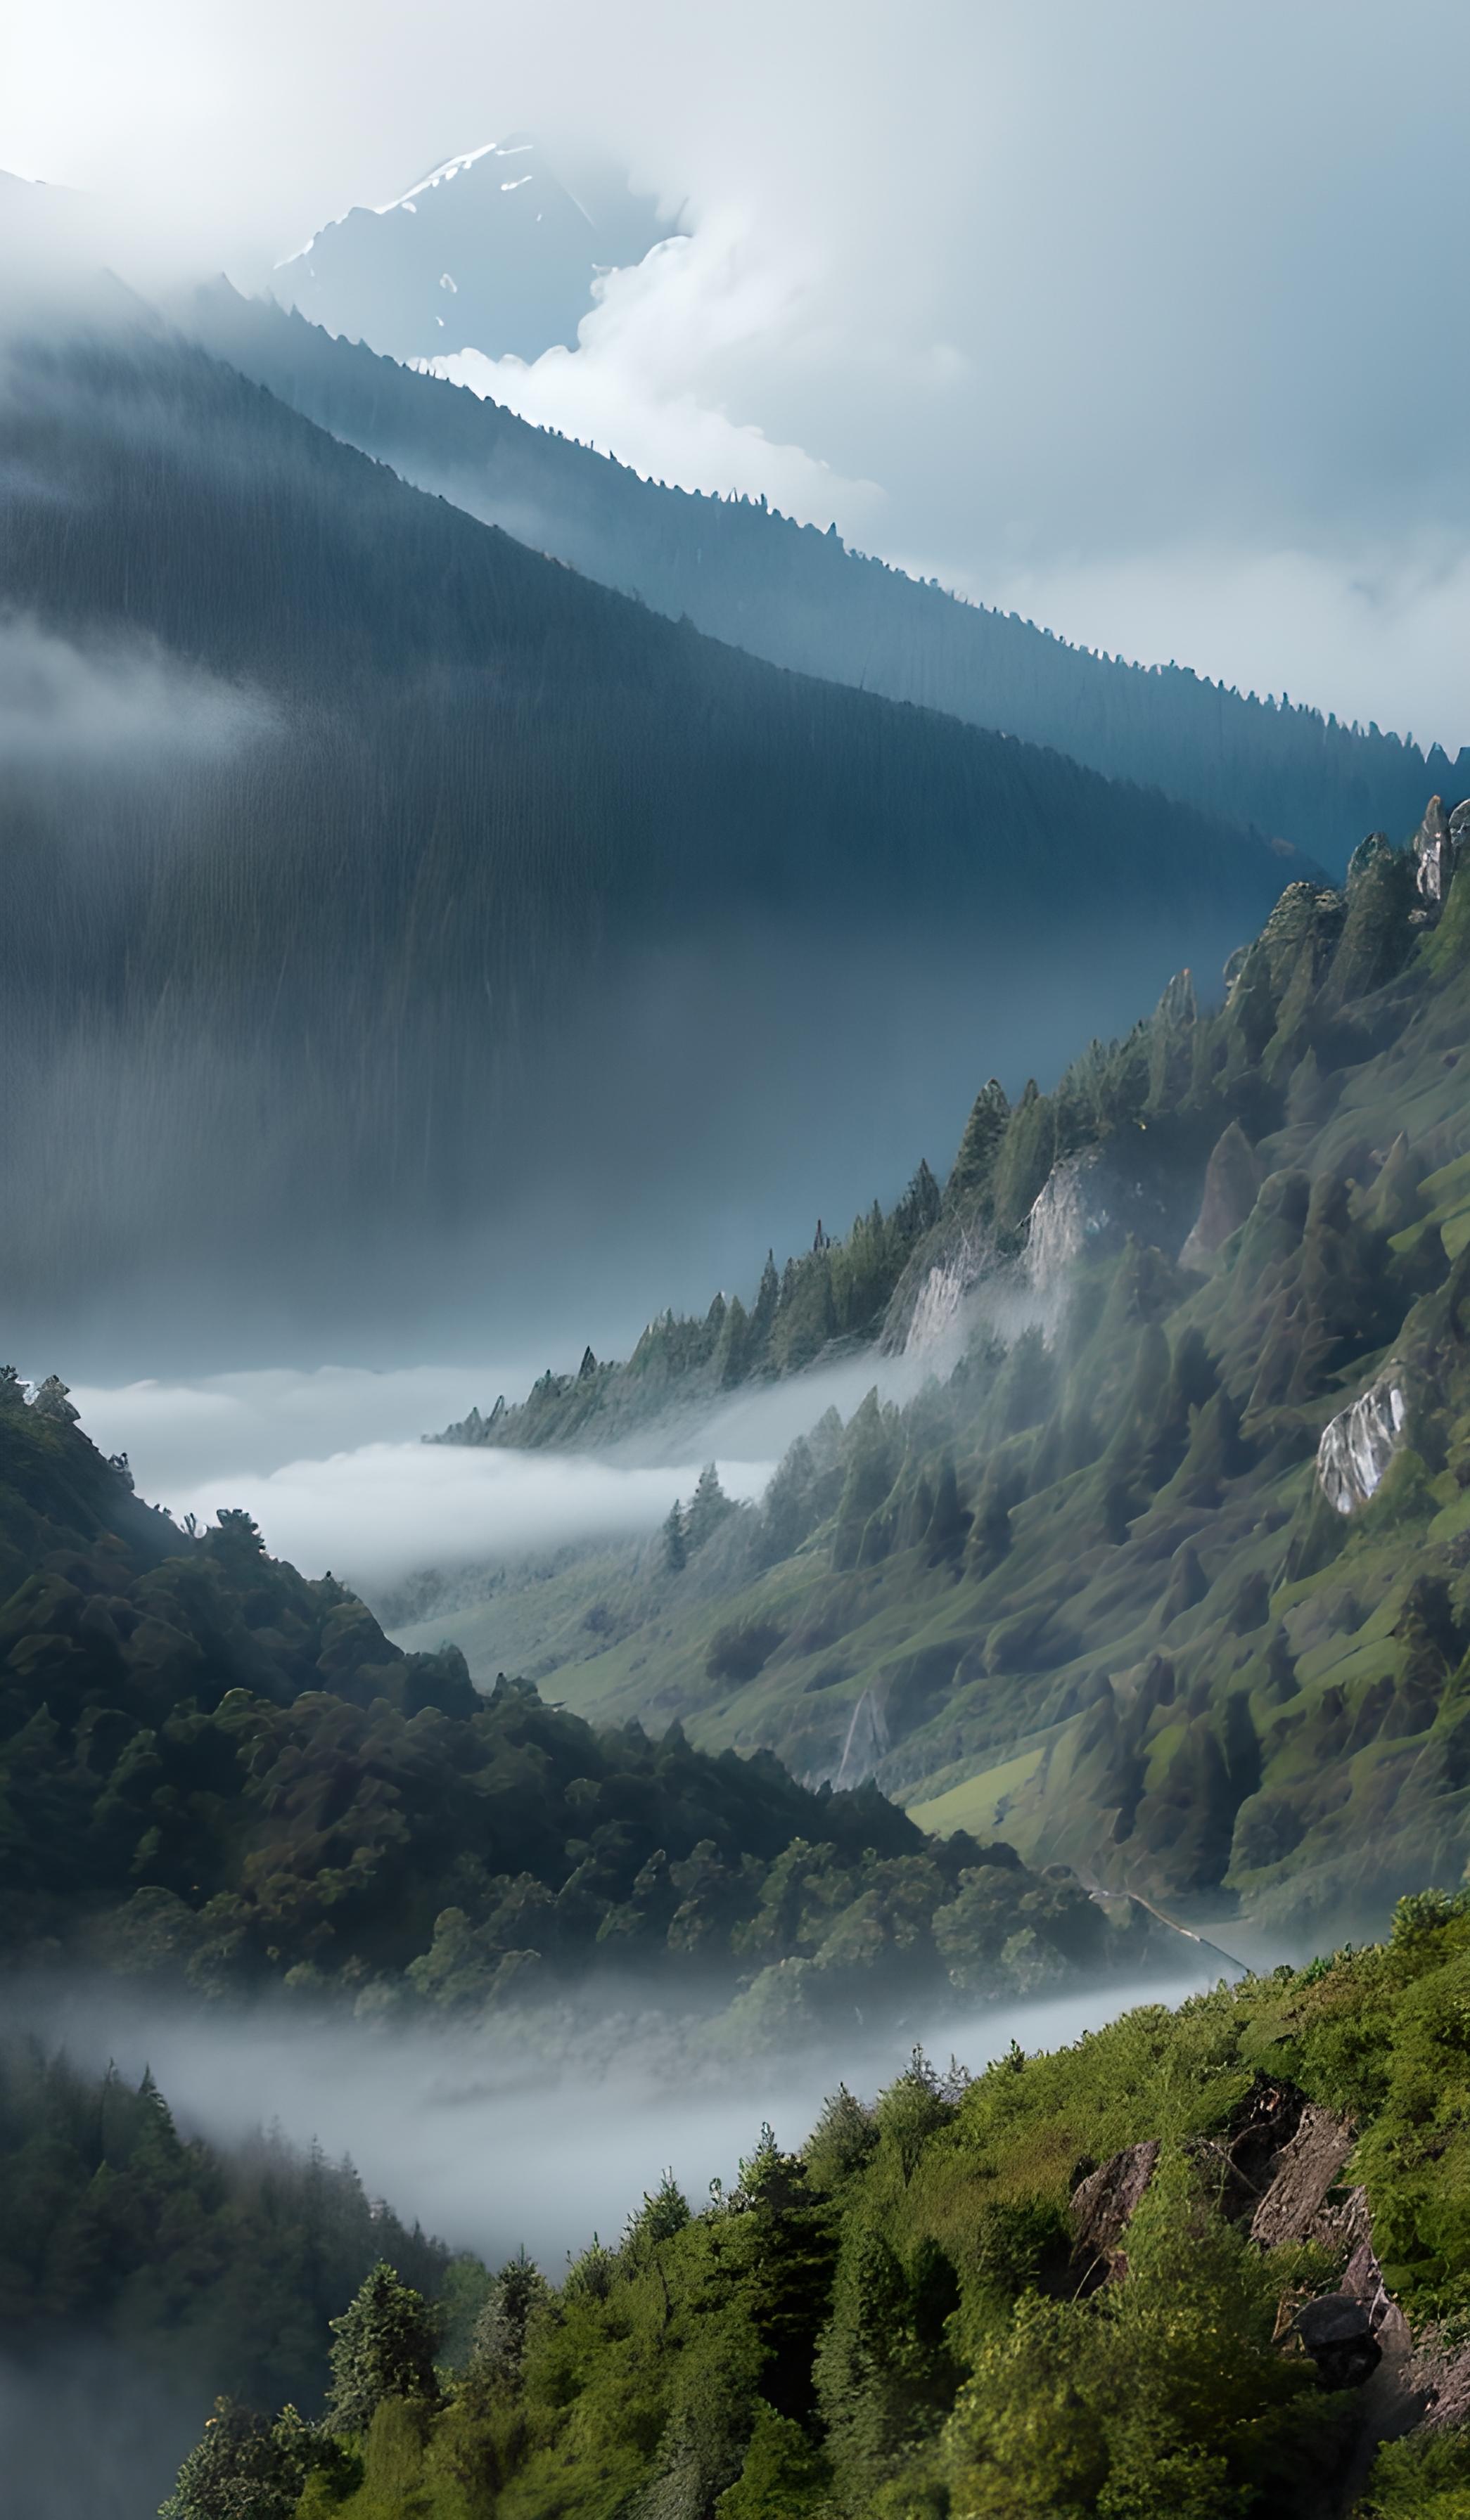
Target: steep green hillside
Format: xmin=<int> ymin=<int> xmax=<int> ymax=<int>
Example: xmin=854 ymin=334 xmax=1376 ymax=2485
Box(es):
xmin=1 ymin=322 xmax=1299 ymax=1332
xmin=413 ymin=809 xmax=1470 ymax=1941
xmin=191 ymin=284 xmax=1467 ymax=869
xmin=0 ymin=1377 xmax=1155 ymax=2027
xmin=164 ymin=1905 xmax=1470 ymax=2520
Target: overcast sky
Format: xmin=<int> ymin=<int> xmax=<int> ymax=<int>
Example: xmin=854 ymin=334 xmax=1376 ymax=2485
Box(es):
xmin=5 ymin=0 xmax=1469 ymax=745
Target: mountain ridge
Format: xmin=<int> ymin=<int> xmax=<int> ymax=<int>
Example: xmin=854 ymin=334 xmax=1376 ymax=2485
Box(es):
xmin=0 ymin=311 xmax=1307 ymax=1339
xmin=186 ymin=283 xmax=1469 ymax=868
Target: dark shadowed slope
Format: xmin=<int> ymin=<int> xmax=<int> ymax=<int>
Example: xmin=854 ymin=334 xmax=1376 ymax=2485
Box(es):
xmin=0 ymin=322 xmax=1303 ymax=1351
xmin=188 ymin=286 xmax=1465 ymax=870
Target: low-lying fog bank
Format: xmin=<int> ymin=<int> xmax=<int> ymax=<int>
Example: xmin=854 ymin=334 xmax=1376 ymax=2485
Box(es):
xmin=56 ymin=1364 xmax=782 ymax=1593
xmin=17 ymin=1967 xmax=1236 ymax=2272
xmin=53 ymin=1347 xmax=973 ymax=1603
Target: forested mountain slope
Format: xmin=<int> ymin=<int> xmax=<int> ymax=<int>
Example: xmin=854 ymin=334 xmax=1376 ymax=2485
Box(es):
xmin=0 ymin=1374 xmax=1158 ymax=2028
xmin=189 ymin=285 xmax=1467 ymax=868
xmin=0 ymin=321 xmax=1302 ymax=1338
xmin=165 ymin=1908 xmax=1470 ymax=2520
xmin=409 ymin=805 xmax=1470 ymax=1946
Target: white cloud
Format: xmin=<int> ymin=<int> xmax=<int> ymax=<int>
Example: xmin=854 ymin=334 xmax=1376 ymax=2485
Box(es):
xmin=160 ymin=1439 xmax=774 ymax=1589
xmin=4 ymin=0 xmax=1470 ymax=742
xmin=28 ymin=1967 xmax=1220 ymax=2270
xmin=429 ymin=219 xmax=883 ymax=527
xmin=66 ymin=1361 xmax=775 ymax=1586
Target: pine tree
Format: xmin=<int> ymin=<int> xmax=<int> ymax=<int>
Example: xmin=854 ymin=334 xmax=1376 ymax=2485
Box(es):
xmin=685 ymin=1464 xmax=734 ymax=1553
xmin=471 ymin=2248 xmax=549 ymax=2386
xmin=663 ymin=1500 xmax=687 ymax=1574
xmin=326 ymin=2262 xmax=440 ymax=2434
xmin=750 ymin=1252 xmax=781 ymax=1359
xmin=950 ymin=1079 xmax=1011 ymax=1207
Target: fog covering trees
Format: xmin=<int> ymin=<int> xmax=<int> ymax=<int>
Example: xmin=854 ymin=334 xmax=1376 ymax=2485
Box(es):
xmin=0 ymin=320 xmax=1308 ymax=1345
xmin=159 ymin=1903 xmax=1470 ymax=2518
xmin=192 ymin=285 xmax=1470 ymax=873
xmin=418 ymin=818 xmax=1470 ymax=1946
xmin=0 ymin=2038 xmax=447 ymax=2431
xmin=0 ymin=1368 xmax=1154 ymax=2022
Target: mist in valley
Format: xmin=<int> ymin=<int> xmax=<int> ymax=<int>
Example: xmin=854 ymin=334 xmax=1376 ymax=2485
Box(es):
xmin=1 ymin=1950 xmax=1274 ymax=2518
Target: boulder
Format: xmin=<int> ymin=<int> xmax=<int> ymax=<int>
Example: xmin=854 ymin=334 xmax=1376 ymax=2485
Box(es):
xmin=1296 ymin=2292 xmax=1382 ymax=2390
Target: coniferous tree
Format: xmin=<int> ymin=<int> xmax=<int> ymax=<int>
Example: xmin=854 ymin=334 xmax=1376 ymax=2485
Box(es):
xmin=326 ymin=2263 xmax=440 ymax=2435
xmin=685 ymin=1464 xmax=734 ymax=1553
xmin=949 ymin=1079 xmax=1011 ymax=1208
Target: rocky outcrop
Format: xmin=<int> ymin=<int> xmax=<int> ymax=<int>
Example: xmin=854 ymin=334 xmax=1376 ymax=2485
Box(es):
xmin=1026 ymin=1149 xmax=1108 ymax=1294
xmin=1316 ymin=1370 xmax=1407 ymax=1515
xmin=1248 ymin=2100 xmax=1355 ymax=2246
xmin=29 ymin=1374 xmax=81 ymax=1425
xmin=1413 ymin=795 xmax=1469 ymax=911
xmin=1070 ymin=2140 xmax=1161 ymax=2282
xmin=901 ymin=1224 xmax=995 ymax=1358
xmin=1180 ymin=1121 xmax=1264 ymax=1271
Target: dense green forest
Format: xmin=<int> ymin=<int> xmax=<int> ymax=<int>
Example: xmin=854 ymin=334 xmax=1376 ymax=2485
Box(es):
xmin=0 ymin=1375 xmax=1154 ymax=2024
xmin=0 ymin=2038 xmax=449 ymax=2422
xmin=0 ymin=321 xmax=1298 ymax=1331
xmin=162 ymin=1903 xmax=1470 ymax=2518
xmin=408 ymin=803 xmax=1470 ymax=1946
xmin=190 ymin=286 xmax=1468 ymax=870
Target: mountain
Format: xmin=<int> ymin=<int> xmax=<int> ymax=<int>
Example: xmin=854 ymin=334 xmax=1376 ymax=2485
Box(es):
xmin=162 ymin=1905 xmax=1470 ymax=2520
xmin=188 ymin=285 xmax=1469 ymax=869
xmin=409 ymin=800 xmax=1470 ymax=1943
xmin=0 ymin=314 xmax=1305 ymax=1346
xmin=273 ymin=134 xmax=678 ymax=364
xmin=0 ymin=1368 xmax=1161 ymax=2024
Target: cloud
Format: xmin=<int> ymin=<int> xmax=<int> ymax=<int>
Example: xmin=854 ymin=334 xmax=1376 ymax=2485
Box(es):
xmin=428 ymin=219 xmax=883 ymax=528
xmin=5 ymin=1 xmax=1470 ymax=740
xmin=64 ymin=1365 xmax=775 ymax=1586
xmin=20 ymin=1966 xmax=1224 ymax=2272
xmin=169 ymin=1440 xmax=775 ymax=1587
xmin=0 ymin=615 xmax=274 ymax=769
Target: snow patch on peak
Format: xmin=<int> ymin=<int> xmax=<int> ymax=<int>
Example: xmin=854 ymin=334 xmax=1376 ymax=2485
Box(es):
xmin=374 ymin=139 xmax=506 ymax=217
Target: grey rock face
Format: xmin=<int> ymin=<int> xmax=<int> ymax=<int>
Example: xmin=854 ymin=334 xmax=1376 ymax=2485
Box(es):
xmin=29 ymin=1373 xmax=79 ymax=1424
xmin=1413 ymin=792 xmax=1466 ymax=910
xmin=1249 ymin=2100 xmax=1356 ymax=2247
xmin=1317 ymin=1370 xmax=1407 ymax=1515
